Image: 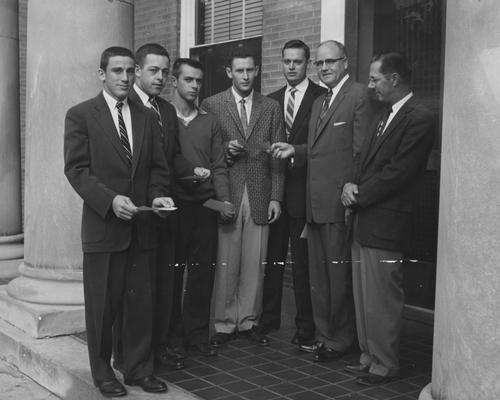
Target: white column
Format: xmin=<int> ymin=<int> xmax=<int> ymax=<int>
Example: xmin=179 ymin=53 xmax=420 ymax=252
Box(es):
xmin=2 ymin=0 xmax=134 ymax=337
xmin=0 ymin=0 xmax=23 ymax=279
xmin=420 ymin=1 xmax=500 ymax=399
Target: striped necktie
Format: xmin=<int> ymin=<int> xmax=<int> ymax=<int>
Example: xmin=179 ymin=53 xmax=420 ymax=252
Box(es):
xmin=115 ymin=101 xmax=132 ymax=165
xmin=240 ymin=98 xmax=249 ymax=137
xmin=285 ymin=87 xmax=297 ymax=140
xmin=149 ymin=96 xmax=163 ymax=127
xmin=376 ymin=106 xmax=393 ymax=137
xmin=316 ymin=88 xmax=333 ymax=130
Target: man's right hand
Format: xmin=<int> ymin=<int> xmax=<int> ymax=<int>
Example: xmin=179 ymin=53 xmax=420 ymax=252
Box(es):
xmin=341 ymin=183 xmax=359 ymax=207
xmin=227 ymin=140 xmax=246 ymax=156
xmin=270 ymin=142 xmax=295 ymax=159
xmin=112 ymin=195 xmax=138 ymax=220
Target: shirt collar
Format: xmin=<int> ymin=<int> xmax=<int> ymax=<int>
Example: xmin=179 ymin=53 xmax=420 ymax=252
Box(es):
xmin=286 ymin=77 xmax=309 ymax=93
xmin=231 ymin=87 xmax=254 ymax=104
xmin=133 ymin=84 xmax=151 ymax=106
xmin=102 ymin=89 xmax=128 ymax=110
xmin=329 ymin=73 xmax=350 ymax=94
xmin=391 ymin=91 xmax=414 ymax=115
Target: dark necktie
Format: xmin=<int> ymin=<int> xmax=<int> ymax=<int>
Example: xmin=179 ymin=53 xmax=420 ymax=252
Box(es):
xmin=116 ymin=101 xmax=132 ymax=165
xmin=285 ymin=87 xmax=297 ymax=140
xmin=376 ymin=106 xmax=393 ymax=137
xmin=316 ymin=88 xmax=333 ymax=130
xmin=240 ymin=98 xmax=249 ymax=137
xmin=149 ymin=96 xmax=163 ymax=127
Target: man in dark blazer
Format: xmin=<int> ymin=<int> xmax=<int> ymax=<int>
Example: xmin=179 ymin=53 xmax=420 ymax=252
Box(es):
xmin=260 ymin=40 xmax=326 ymax=347
xmin=201 ymin=48 xmax=285 ymax=347
xmin=341 ymin=52 xmax=435 ymax=386
xmin=271 ymin=40 xmax=371 ymax=362
xmin=128 ymin=43 xmax=190 ymax=371
xmin=64 ymin=46 xmax=171 ymax=396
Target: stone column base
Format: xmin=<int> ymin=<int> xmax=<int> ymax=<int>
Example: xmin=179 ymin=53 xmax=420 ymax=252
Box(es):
xmin=0 ymin=286 xmax=85 ymax=338
xmin=0 ymin=233 xmax=23 ymax=279
xmin=419 ymin=383 xmax=434 ymax=400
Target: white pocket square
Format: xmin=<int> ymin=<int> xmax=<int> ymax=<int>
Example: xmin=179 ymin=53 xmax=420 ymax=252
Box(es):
xmin=333 ymin=121 xmax=347 ymax=126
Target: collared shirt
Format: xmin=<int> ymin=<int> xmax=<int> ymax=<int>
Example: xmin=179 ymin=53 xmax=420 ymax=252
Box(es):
xmin=174 ymin=103 xmax=207 ymax=126
xmin=102 ymin=89 xmax=133 ymax=152
xmin=383 ymin=91 xmax=414 ymax=134
xmin=284 ymin=78 xmax=309 ymax=120
xmin=133 ymin=83 xmax=152 ymax=108
xmin=231 ymin=87 xmax=254 ymax=124
xmin=326 ymin=73 xmax=350 ymax=107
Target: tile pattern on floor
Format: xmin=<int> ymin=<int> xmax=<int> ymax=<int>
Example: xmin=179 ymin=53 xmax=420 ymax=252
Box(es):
xmin=157 ymin=321 xmax=432 ymax=400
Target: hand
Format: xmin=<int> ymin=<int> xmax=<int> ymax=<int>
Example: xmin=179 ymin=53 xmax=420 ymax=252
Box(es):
xmin=194 ymin=167 xmax=211 ymax=180
xmin=152 ymin=197 xmax=175 ymax=218
xmin=112 ymin=195 xmax=137 ymax=220
xmin=268 ymin=200 xmax=281 ymax=223
xmin=270 ymin=142 xmax=295 ymax=159
xmin=220 ymin=201 xmax=235 ymax=221
xmin=341 ymin=183 xmax=359 ymax=207
xmin=227 ymin=139 xmax=246 ymax=156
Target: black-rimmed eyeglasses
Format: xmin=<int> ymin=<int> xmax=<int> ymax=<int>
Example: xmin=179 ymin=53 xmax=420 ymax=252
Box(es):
xmin=313 ymin=57 xmax=346 ymax=68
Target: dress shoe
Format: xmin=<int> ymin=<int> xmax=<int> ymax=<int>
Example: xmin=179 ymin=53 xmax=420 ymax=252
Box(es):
xmin=166 ymin=345 xmax=187 ymax=360
xmin=124 ymin=375 xmax=168 ymax=393
xmin=312 ymin=343 xmax=345 ymax=362
xmin=155 ymin=353 xmax=186 ymax=370
xmin=94 ymin=378 xmax=126 ymax=398
xmin=189 ymin=343 xmax=218 ymax=357
xmin=210 ymin=332 xmax=234 ymax=348
xmin=299 ymin=340 xmax=321 ymax=353
xmin=356 ymin=373 xmax=397 ymax=386
xmin=291 ymin=333 xmax=315 ymax=346
xmin=344 ymin=363 xmax=370 ymax=376
xmin=240 ymin=326 xmax=270 ymax=346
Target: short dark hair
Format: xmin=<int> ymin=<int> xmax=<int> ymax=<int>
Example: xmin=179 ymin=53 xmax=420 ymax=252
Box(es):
xmin=172 ymin=58 xmax=204 ymax=78
xmin=372 ymin=52 xmax=412 ymax=83
xmin=135 ymin=43 xmax=170 ymax=67
xmin=227 ymin=46 xmax=258 ymax=68
xmin=100 ymin=46 xmax=134 ymax=70
xmin=282 ymin=39 xmax=310 ymax=61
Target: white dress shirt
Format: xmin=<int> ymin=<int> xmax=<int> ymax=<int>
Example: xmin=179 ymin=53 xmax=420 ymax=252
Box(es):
xmin=231 ymin=87 xmax=253 ymax=124
xmin=326 ymin=73 xmax=350 ymax=107
xmin=382 ymin=92 xmax=414 ymax=134
xmin=102 ymin=89 xmax=133 ymax=153
xmin=284 ymin=78 xmax=309 ymax=120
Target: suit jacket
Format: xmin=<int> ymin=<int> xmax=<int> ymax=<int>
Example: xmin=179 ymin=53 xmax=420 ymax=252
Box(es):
xmin=268 ymin=79 xmax=327 ymax=218
xmin=64 ymin=92 xmax=170 ymax=253
xmin=294 ymin=78 xmax=371 ymax=224
xmin=201 ymin=88 xmax=285 ymax=225
xmin=353 ymin=96 xmax=435 ymax=251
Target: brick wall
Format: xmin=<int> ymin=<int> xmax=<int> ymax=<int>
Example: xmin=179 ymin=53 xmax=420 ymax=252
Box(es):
xmin=261 ymin=0 xmax=322 ymax=95
xmin=134 ymin=0 xmax=180 ymax=100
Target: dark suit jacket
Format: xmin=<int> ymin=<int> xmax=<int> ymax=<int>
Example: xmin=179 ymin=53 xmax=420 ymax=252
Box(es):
xmin=64 ymin=92 xmax=170 ymax=253
xmin=268 ymin=79 xmax=327 ymax=218
xmin=294 ymin=78 xmax=371 ymax=224
xmin=353 ymin=96 xmax=435 ymax=251
xmin=201 ymin=88 xmax=285 ymax=225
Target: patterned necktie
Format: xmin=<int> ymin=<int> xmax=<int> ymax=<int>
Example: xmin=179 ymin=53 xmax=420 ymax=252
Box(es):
xmin=149 ymin=96 xmax=163 ymax=127
xmin=285 ymin=87 xmax=297 ymax=140
xmin=316 ymin=88 xmax=333 ymax=130
xmin=239 ymin=98 xmax=249 ymax=137
xmin=376 ymin=106 xmax=393 ymax=137
xmin=116 ymin=101 xmax=132 ymax=165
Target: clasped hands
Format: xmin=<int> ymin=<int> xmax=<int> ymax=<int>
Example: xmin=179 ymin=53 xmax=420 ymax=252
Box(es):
xmin=112 ymin=195 xmax=175 ymax=220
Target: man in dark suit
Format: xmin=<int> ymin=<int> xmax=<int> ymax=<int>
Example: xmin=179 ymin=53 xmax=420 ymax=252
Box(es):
xmin=64 ymin=46 xmax=170 ymax=396
xmin=260 ymin=40 xmax=326 ymax=347
xmin=341 ymin=52 xmax=435 ymax=386
xmin=128 ymin=43 xmax=190 ymax=370
xmin=201 ymin=48 xmax=285 ymax=348
xmin=271 ymin=40 xmax=371 ymax=362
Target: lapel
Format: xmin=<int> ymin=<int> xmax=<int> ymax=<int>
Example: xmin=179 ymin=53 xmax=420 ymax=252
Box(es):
xmin=91 ymin=93 xmax=131 ymax=168
xmin=362 ymin=97 xmax=416 ymax=168
xmin=129 ymin=100 xmax=145 ymax=177
xmin=313 ymin=79 xmax=353 ymax=146
xmin=223 ymin=88 xmax=246 ymax=141
xmin=247 ymin=91 xmax=262 ymax=139
xmin=289 ymin=80 xmax=316 ymax=143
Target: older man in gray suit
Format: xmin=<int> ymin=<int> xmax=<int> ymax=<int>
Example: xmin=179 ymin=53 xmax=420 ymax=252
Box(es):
xmin=201 ymin=47 xmax=285 ymax=347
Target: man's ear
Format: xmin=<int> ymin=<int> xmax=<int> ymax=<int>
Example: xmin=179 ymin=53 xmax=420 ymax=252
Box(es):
xmin=135 ymin=64 xmax=141 ymax=78
xmin=255 ymin=65 xmax=260 ymax=76
xmin=171 ymin=76 xmax=178 ymax=88
xmin=97 ymin=68 xmax=105 ymax=83
xmin=225 ymin=66 xmax=232 ymax=79
xmin=391 ymin=73 xmax=400 ymax=87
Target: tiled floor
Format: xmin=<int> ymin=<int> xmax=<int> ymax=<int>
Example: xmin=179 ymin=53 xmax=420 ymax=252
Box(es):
xmin=157 ymin=320 xmax=433 ymax=400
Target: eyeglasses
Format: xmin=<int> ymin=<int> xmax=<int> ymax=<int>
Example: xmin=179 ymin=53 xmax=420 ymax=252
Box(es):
xmin=313 ymin=57 xmax=345 ymax=68
xmin=368 ymin=74 xmax=391 ymax=84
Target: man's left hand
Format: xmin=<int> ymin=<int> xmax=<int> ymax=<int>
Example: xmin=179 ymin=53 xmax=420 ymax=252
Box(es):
xmin=152 ymin=197 xmax=176 ymax=217
xmin=268 ymin=200 xmax=281 ymax=224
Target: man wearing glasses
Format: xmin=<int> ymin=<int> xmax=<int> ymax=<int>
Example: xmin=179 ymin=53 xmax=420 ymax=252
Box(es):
xmin=271 ymin=40 xmax=371 ymax=362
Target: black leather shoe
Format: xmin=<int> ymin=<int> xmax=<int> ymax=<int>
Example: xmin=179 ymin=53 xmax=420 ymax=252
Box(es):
xmin=291 ymin=332 xmax=315 ymax=346
xmin=344 ymin=363 xmax=370 ymax=376
xmin=356 ymin=373 xmax=397 ymax=386
xmin=210 ymin=332 xmax=234 ymax=348
xmin=124 ymin=375 xmax=168 ymax=393
xmin=95 ymin=378 xmax=126 ymax=397
xmin=189 ymin=343 xmax=218 ymax=357
xmin=299 ymin=340 xmax=321 ymax=353
xmin=166 ymin=345 xmax=187 ymax=360
xmin=312 ymin=343 xmax=345 ymax=362
xmin=155 ymin=353 xmax=186 ymax=370
xmin=240 ymin=326 xmax=270 ymax=346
